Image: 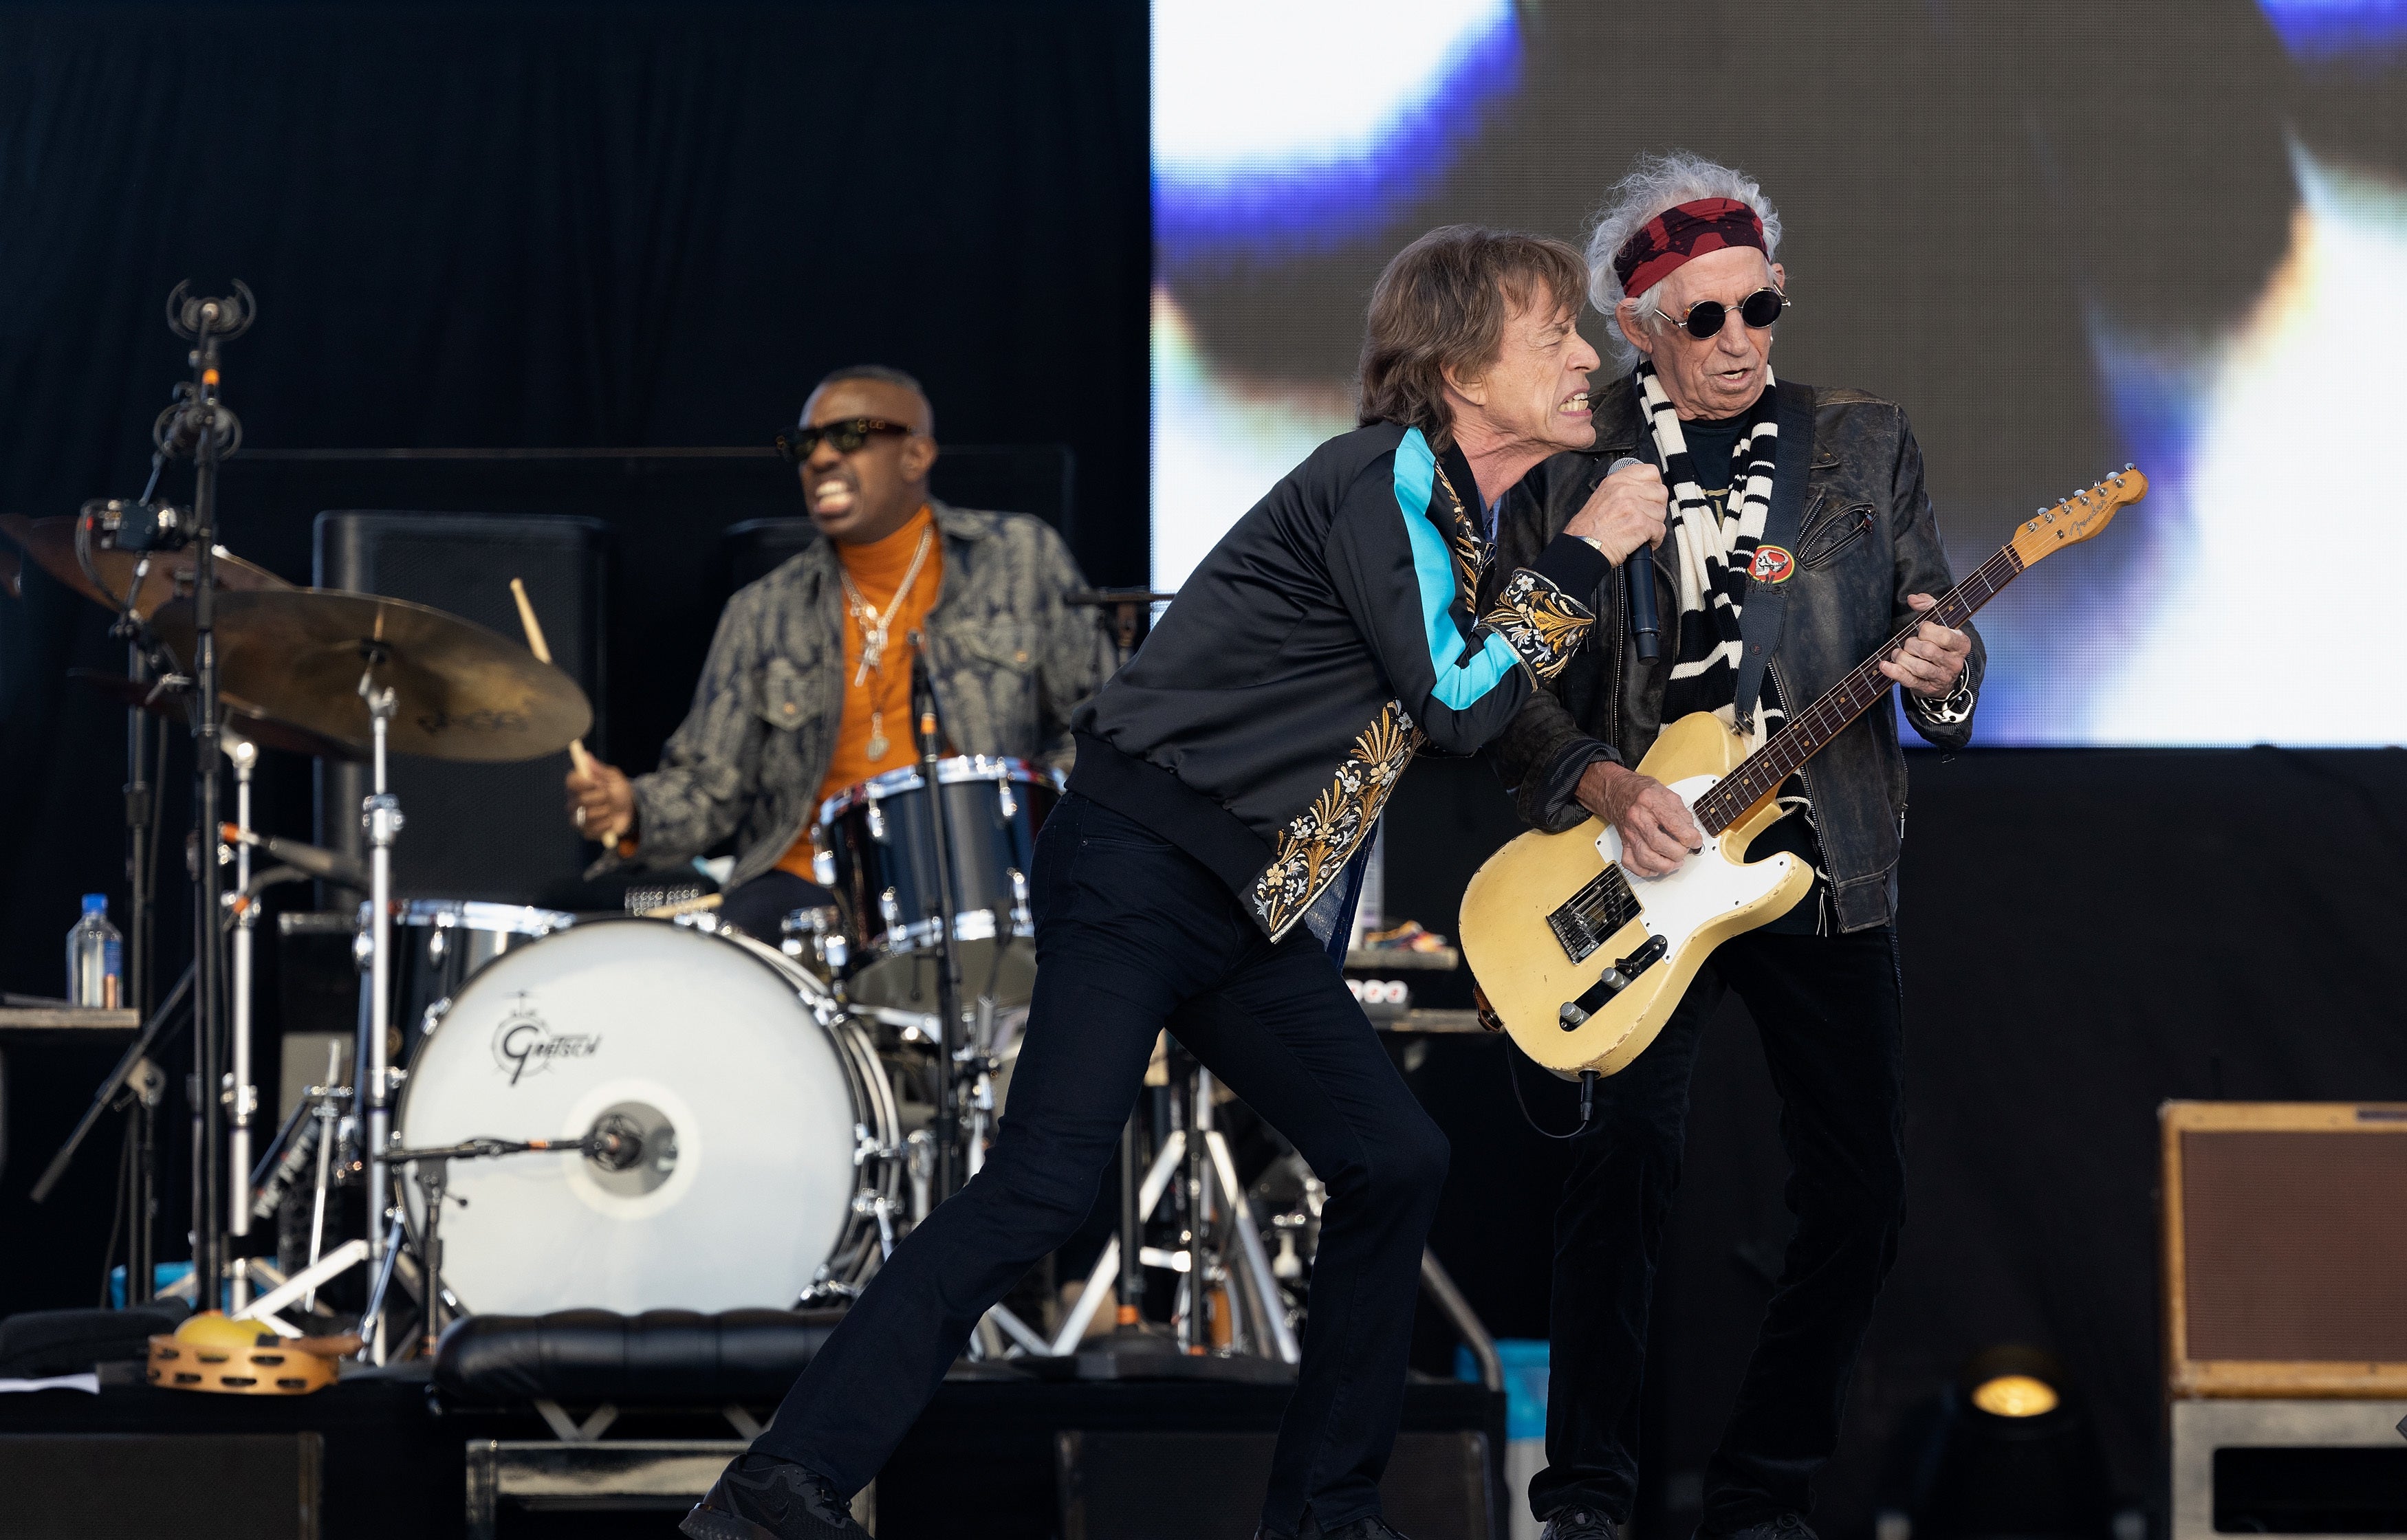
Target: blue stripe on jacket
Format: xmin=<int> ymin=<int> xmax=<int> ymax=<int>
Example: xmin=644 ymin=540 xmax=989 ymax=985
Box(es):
xmin=1393 ymin=426 xmax=1523 ymax=710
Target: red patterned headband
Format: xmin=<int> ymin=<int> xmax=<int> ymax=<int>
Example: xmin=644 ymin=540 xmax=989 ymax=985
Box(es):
xmin=1611 ymin=197 xmax=1766 ymax=297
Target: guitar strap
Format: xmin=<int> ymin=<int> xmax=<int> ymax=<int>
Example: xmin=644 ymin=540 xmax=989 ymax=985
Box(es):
xmin=1730 ymin=376 xmax=1817 ymax=734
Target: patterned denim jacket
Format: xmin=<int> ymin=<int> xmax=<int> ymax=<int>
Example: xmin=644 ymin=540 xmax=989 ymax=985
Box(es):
xmin=595 ymin=500 xmax=1117 ymax=891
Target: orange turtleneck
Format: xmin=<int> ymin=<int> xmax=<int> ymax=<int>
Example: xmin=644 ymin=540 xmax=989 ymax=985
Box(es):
xmin=777 ymin=505 xmax=942 ymax=878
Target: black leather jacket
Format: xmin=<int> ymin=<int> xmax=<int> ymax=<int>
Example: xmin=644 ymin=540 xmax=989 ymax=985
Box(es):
xmin=1484 ymin=373 xmax=1985 ymax=932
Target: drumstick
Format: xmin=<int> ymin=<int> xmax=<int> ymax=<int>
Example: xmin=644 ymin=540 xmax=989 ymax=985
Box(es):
xmin=509 ymin=578 xmax=622 ymax=842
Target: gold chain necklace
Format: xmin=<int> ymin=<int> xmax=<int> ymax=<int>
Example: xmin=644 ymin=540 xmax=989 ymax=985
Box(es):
xmin=838 ymin=521 xmax=935 ymax=761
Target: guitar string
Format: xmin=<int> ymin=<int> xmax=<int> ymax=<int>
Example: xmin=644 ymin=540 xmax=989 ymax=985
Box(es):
xmin=1695 ymin=542 xmax=2025 ymax=835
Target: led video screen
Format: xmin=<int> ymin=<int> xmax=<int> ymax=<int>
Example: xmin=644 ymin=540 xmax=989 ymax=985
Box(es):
xmin=1151 ymin=0 xmax=2407 ymax=746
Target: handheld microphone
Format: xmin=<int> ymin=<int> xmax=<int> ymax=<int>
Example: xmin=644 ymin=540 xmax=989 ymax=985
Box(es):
xmin=1602 ymin=456 xmax=1660 ymax=662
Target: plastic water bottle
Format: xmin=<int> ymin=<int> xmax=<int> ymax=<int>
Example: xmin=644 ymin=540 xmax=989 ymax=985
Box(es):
xmin=66 ymin=893 xmax=123 ymax=1009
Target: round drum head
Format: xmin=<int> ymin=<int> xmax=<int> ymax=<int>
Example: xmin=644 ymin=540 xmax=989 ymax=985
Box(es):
xmin=396 ymin=920 xmax=862 ymax=1314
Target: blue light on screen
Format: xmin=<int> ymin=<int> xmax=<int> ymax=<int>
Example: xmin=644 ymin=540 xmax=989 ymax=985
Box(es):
xmin=1154 ymin=0 xmax=1518 ymax=262
xmin=2258 ymin=0 xmax=2407 ymax=60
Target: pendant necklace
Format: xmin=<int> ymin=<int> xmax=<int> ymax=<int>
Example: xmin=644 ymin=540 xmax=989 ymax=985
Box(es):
xmin=839 ymin=522 xmax=935 ymax=762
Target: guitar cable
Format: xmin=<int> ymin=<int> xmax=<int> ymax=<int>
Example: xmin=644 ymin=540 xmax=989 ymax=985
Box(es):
xmin=1504 ymin=1044 xmax=1602 ymax=1141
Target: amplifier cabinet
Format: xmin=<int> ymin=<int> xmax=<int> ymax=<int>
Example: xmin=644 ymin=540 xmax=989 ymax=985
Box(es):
xmin=314 ymin=511 xmax=607 ymax=905
xmin=2161 ymin=1101 xmax=2407 ymax=1398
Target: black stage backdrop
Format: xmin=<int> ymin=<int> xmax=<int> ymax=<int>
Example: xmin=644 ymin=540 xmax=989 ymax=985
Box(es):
xmin=2 ymin=6 xmax=2404 ymax=1538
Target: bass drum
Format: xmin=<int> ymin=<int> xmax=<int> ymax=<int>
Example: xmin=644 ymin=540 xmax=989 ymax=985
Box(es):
xmin=395 ymin=918 xmax=897 ymax=1314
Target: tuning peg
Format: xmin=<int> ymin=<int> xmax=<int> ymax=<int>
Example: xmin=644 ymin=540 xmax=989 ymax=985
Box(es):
xmin=2124 ymin=462 xmax=2135 ymax=471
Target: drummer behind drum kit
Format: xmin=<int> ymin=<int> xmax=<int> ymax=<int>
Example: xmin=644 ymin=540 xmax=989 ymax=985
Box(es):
xmin=10 ymin=289 xmax=1308 ymax=1373
xmin=15 ymin=500 xmax=1106 ymax=1356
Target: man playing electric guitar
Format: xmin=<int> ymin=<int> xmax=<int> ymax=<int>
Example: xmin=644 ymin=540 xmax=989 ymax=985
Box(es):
xmin=1486 ymin=153 xmax=1984 ymax=1540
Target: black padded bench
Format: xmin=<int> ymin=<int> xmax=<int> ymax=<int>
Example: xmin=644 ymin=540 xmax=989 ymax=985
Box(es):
xmin=433 ymin=1307 xmax=848 ymax=1537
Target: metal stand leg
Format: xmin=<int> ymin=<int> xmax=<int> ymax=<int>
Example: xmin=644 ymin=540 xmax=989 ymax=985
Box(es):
xmin=358 ymin=681 xmax=402 ymax=1361
xmin=415 ymin=1157 xmax=449 ymax=1357
xmin=227 ymin=738 xmax=259 ymax=1309
xmin=293 ymin=1044 xmax=347 ymax=1314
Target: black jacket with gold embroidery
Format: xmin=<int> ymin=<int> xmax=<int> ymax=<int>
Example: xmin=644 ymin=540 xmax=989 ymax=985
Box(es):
xmin=1069 ymin=421 xmax=1607 ymax=940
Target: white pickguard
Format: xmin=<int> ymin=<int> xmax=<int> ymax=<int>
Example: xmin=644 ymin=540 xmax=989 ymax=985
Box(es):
xmin=1594 ymin=773 xmax=1798 ymax=957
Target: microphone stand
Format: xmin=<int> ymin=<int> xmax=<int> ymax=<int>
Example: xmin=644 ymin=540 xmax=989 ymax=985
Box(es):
xmin=154 ymin=281 xmax=252 ymax=1310
xmin=906 ymin=630 xmax=966 ymax=1203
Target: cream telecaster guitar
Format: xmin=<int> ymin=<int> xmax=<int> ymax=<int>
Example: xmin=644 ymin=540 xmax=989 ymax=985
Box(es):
xmin=1461 ymin=467 xmax=2146 ymax=1078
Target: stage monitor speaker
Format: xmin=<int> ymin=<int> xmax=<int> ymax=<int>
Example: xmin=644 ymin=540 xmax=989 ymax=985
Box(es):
xmin=314 ymin=512 xmax=607 ymax=906
xmin=0 ymin=1432 xmax=321 ymax=1538
xmin=1055 ymin=1429 xmax=1492 ymax=1540
xmin=2161 ymin=1101 xmax=2407 ymax=1398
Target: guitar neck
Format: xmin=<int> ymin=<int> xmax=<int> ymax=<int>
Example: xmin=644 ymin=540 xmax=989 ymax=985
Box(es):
xmin=1692 ymin=540 xmax=2025 ymax=837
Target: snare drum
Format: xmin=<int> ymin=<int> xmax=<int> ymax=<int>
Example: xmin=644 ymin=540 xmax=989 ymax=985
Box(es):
xmin=814 ymin=756 xmax=1060 ymax=1011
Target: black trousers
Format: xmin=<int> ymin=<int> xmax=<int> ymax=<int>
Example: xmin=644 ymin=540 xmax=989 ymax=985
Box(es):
xmin=753 ymin=792 xmax=1448 ymax=1535
xmin=1530 ymin=925 xmax=1906 ymax=1530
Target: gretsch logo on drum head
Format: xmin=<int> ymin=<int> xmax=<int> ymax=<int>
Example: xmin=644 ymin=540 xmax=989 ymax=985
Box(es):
xmin=492 ymin=994 xmax=602 ymax=1085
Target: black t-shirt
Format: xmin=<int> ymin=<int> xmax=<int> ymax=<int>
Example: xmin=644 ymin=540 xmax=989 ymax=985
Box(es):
xmin=1665 ymin=412 xmax=1829 ymax=934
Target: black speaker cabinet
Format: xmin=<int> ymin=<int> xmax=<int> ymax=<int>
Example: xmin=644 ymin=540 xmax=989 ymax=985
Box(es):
xmin=314 ymin=512 xmax=607 ymax=905
xmin=1055 ymin=1429 xmax=1492 ymax=1540
xmin=0 ymin=1432 xmax=322 ymax=1539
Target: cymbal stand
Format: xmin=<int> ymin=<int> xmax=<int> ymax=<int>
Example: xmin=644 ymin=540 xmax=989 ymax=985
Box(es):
xmin=358 ymin=675 xmax=403 ymax=1362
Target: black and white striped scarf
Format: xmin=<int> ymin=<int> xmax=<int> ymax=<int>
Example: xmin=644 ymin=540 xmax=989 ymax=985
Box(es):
xmin=1636 ymin=360 xmax=1785 ymax=736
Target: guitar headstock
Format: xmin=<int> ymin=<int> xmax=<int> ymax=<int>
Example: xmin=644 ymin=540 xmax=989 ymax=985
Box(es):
xmin=2010 ymin=466 xmax=2146 ymax=569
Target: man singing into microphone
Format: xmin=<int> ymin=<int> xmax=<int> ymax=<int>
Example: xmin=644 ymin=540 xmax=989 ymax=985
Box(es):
xmin=1488 ymin=153 xmax=1983 ymax=1540
xmin=684 ymin=226 xmax=1647 ymax=1540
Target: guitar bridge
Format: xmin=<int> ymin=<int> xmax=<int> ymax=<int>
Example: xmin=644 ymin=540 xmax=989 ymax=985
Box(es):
xmin=1545 ymin=865 xmax=1642 ymax=965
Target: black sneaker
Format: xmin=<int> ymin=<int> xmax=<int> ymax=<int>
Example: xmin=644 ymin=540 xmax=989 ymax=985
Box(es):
xmin=1541 ymin=1508 xmax=1621 ymax=1540
xmin=680 ymin=1455 xmax=869 ymax=1540
xmin=1696 ymin=1517 xmax=1817 ymax=1540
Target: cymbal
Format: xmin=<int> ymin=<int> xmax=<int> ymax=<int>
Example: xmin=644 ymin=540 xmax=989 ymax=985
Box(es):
xmin=147 ymin=589 xmax=593 ymax=764
xmin=68 ymin=668 xmax=369 ymax=762
xmin=0 ymin=513 xmax=290 ymax=619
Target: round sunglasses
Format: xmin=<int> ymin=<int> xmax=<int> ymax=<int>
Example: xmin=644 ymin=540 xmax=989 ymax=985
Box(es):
xmin=774 ymin=417 xmax=915 ymax=462
xmin=1653 ymin=287 xmax=1791 ymax=340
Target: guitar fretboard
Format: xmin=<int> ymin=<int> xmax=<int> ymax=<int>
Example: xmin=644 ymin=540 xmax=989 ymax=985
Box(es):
xmin=1692 ymin=542 xmax=2026 ymax=836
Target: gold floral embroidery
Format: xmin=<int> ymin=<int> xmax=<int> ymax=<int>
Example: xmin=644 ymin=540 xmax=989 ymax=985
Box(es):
xmin=1430 ymin=459 xmax=1593 ymax=681
xmin=1432 ymin=461 xmax=1488 ymax=603
xmin=1250 ymin=700 xmax=1422 ymax=939
xmin=1483 ymin=570 xmax=1591 ymax=680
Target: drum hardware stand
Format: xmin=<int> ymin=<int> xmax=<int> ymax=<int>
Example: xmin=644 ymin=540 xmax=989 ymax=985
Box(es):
xmin=359 ymin=673 xmax=404 ymax=1361
xmin=225 ymin=733 xmax=261 ymax=1308
xmin=246 ymin=1043 xmax=353 ymax=1312
xmin=904 ymin=1129 xmax=935 ymax=1222
xmin=850 ymin=1125 xmax=906 ymax=1260
xmin=905 ymin=630 xmax=969 ymax=1201
xmin=23 ymin=565 xmax=173 ymax=1278
xmin=264 ymin=672 xmax=406 ymax=1359
xmin=1047 ymin=1086 xmax=1298 ymax=1370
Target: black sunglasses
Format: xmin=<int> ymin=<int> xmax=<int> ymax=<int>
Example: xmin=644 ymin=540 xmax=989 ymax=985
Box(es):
xmin=774 ymin=417 xmax=914 ymax=462
xmin=1653 ymin=287 xmax=1790 ymax=340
